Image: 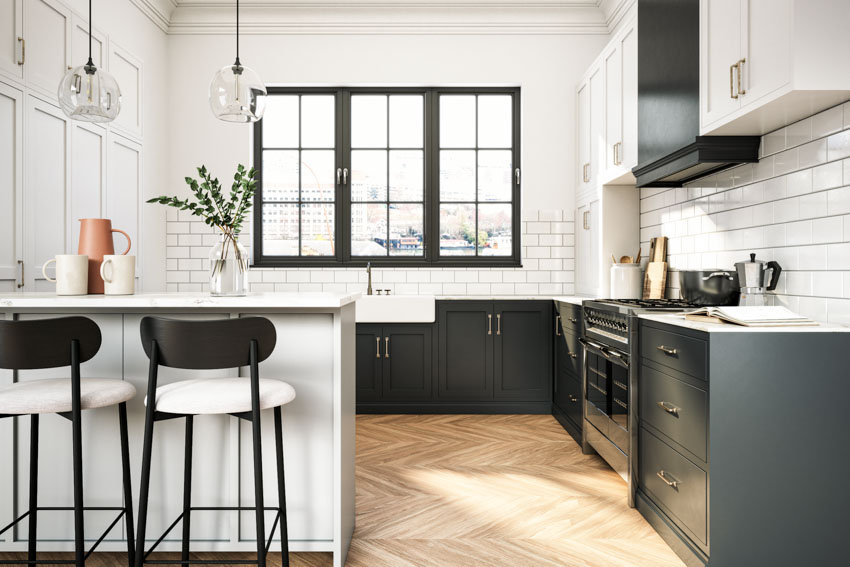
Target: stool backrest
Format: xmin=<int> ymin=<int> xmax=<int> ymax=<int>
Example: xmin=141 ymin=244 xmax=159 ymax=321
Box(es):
xmin=0 ymin=316 xmax=102 ymax=370
xmin=140 ymin=316 xmax=277 ymax=370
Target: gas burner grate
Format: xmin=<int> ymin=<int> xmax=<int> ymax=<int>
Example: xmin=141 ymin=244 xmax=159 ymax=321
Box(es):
xmin=595 ymin=298 xmax=699 ymax=309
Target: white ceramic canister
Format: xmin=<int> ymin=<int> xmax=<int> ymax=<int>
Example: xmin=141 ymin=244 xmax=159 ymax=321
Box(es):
xmin=610 ymin=263 xmax=643 ymax=299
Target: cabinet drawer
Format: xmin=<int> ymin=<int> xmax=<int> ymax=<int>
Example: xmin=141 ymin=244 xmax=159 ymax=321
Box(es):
xmin=641 ymin=326 xmax=707 ymax=381
xmin=640 ymin=428 xmax=707 ymax=545
xmin=641 ymin=364 xmax=708 ymax=461
xmin=555 ymin=302 xmax=582 ymax=334
xmin=558 ymin=331 xmax=582 ymax=376
xmin=564 ymin=374 xmax=582 ymax=426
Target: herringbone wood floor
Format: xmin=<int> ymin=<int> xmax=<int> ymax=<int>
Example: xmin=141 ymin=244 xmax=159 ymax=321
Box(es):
xmin=1 ymin=414 xmax=685 ymax=567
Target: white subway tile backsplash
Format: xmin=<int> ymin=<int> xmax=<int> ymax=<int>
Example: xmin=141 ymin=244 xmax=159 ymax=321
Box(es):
xmin=799 ymin=192 xmax=828 ymax=219
xmin=812 ymin=161 xmax=843 ymax=191
xmin=786 ymin=220 xmax=813 ymax=246
xmin=826 ymin=186 xmax=850 ymax=215
xmin=827 ymin=130 xmax=850 ymax=161
xmin=773 ymin=148 xmax=798 ymax=175
xmin=762 ymin=128 xmax=786 ymax=156
xmin=786 ymin=118 xmax=813 ymax=149
xmin=812 ymin=105 xmax=844 ymax=139
xmin=812 ymin=216 xmax=843 ymax=244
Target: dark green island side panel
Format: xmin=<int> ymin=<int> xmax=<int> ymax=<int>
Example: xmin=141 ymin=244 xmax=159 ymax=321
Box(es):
xmin=707 ymin=331 xmax=850 ymax=567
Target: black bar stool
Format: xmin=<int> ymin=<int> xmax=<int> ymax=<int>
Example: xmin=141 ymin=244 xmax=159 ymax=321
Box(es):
xmin=134 ymin=316 xmax=294 ymax=567
xmin=0 ymin=317 xmax=136 ymax=566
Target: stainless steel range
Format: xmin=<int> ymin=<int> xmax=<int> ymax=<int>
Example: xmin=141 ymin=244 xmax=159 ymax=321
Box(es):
xmin=579 ymin=298 xmax=696 ymax=507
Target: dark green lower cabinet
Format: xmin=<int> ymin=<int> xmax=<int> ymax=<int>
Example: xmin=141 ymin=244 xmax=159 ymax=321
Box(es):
xmin=552 ymin=301 xmax=584 ymax=445
xmin=357 ymin=300 xmax=553 ymax=413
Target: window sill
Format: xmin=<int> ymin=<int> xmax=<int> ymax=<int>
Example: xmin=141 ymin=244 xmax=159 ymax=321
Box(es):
xmin=251 ymin=259 xmax=523 ymax=269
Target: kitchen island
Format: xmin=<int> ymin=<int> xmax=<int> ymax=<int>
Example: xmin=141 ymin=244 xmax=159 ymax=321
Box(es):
xmin=0 ymin=293 xmax=357 ymax=567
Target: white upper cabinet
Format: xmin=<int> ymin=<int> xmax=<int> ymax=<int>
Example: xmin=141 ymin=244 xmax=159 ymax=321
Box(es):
xmin=0 ymin=0 xmax=24 ymax=81
xmin=588 ymin=67 xmax=603 ymax=187
xmin=109 ymin=42 xmax=143 ymax=139
xmin=601 ymin=15 xmax=637 ymax=185
xmin=700 ymin=0 xmax=850 ymax=135
xmin=22 ymin=0 xmax=71 ymax=100
xmin=0 ymin=82 xmax=23 ymax=293
xmin=576 ymin=81 xmax=590 ymax=190
xmin=71 ymin=14 xmax=106 ymax=70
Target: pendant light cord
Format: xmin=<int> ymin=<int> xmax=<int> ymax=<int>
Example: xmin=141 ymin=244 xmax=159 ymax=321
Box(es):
xmin=87 ymin=0 xmax=93 ymax=66
xmin=234 ymin=0 xmax=241 ymax=67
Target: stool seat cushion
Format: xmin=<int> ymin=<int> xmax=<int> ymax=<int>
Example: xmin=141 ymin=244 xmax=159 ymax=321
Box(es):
xmin=0 ymin=378 xmax=137 ymax=414
xmin=146 ymin=378 xmax=296 ymax=415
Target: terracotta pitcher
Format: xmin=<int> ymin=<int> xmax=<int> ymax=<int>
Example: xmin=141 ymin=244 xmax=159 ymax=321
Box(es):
xmin=78 ymin=219 xmax=131 ymax=294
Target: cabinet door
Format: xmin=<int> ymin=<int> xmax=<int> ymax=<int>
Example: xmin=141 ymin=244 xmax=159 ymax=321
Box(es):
xmin=106 ymin=132 xmax=141 ymax=278
xmin=603 ymin=44 xmax=622 ymax=179
xmin=576 ymin=80 xmax=589 ymax=189
xmin=575 ymin=204 xmax=590 ymax=295
xmin=383 ymin=324 xmax=432 ymax=401
xmin=0 ymin=82 xmax=23 ymax=293
xmin=554 ymin=327 xmax=572 ymax=409
xmin=588 ymin=67 xmax=604 ymax=185
xmin=438 ymin=302 xmax=493 ymax=400
xmin=493 ymin=302 xmax=551 ymax=402
xmin=740 ymin=0 xmax=791 ymax=107
xmin=356 ymin=324 xmax=382 ymax=402
xmin=23 ymin=0 xmax=70 ymax=99
xmin=588 ymin=199 xmax=600 ymax=295
xmin=24 ymin=95 xmax=69 ymax=291
xmin=109 ymin=42 xmax=143 ymax=139
xmin=0 ymin=0 xmax=23 ymax=80
xmin=71 ymin=14 xmax=105 ymax=71
xmin=70 ymin=121 xmax=105 ymax=253
xmin=700 ymin=0 xmax=742 ymax=129
xmin=619 ymin=23 xmax=638 ymax=171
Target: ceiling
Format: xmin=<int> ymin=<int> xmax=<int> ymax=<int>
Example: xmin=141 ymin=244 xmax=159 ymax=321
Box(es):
xmin=132 ymin=0 xmax=633 ymax=35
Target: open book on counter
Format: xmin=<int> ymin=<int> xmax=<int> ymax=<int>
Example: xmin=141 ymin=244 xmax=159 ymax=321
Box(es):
xmin=681 ymin=306 xmax=819 ymax=327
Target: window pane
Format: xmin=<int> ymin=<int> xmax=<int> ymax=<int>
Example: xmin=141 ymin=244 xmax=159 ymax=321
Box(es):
xmin=389 ymin=95 xmax=423 ymax=148
xmin=478 ymin=95 xmax=512 ymax=148
xmin=352 ymin=95 xmax=387 ymax=148
xmin=301 ymin=96 xmax=335 ymax=148
xmin=440 ymin=95 xmax=475 ymax=148
xmin=389 ymin=150 xmax=423 ymax=202
xmin=351 ymin=203 xmax=388 ymax=256
xmin=389 ymin=204 xmax=424 ymax=256
xmin=301 ymin=203 xmax=335 ymax=256
xmin=351 ymin=150 xmax=387 ymax=202
xmin=262 ymin=96 xmax=299 ymax=148
xmin=262 ymin=150 xmax=299 ymax=202
xmin=440 ymin=150 xmax=476 ymax=202
xmin=478 ymin=150 xmax=512 ymax=201
xmin=439 ymin=204 xmax=476 ymax=256
xmin=301 ymin=150 xmax=335 ymax=202
xmin=478 ymin=203 xmax=512 ymax=256
xmin=262 ymin=203 xmax=299 ymax=256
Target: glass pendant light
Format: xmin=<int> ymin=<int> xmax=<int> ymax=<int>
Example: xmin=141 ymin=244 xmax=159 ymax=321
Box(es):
xmin=57 ymin=0 xmax=121 ymax=123
xmin=209 ymin=0 xmax=267 ymax=123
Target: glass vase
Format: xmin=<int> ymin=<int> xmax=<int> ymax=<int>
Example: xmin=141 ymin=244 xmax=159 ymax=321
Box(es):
xmin=209 ymin=234 xmax=249 ymax=296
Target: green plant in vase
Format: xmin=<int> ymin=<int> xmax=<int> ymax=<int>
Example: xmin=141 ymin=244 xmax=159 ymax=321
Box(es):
xmin=148 ymin=164 xmax=257 ymax=295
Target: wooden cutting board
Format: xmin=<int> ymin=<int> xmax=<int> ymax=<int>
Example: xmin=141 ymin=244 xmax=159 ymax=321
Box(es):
xmin=643 ymin=237 xmax=668 ymax=299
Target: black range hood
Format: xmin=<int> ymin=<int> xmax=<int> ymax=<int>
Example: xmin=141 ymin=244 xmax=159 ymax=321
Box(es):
xmin=632 ymin=0 xmax=760 ymax=188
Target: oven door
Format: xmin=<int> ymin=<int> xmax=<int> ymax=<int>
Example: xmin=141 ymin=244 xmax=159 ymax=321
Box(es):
xmin=580 ymin=338 xmax=630 ymax=454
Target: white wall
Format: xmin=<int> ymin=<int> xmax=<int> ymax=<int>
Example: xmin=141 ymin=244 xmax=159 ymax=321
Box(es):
xmin=162 ymin=32 xmax=607 ymax=294
xmin=640 ymin=101 xmax=850 ymax=325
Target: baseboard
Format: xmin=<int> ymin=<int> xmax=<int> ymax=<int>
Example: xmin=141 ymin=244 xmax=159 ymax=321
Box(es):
xmin=356 ymin=401 xmax=552 ymax=414
xmin=635 ymin=490 xmax=708 ymax=567
xmin=551 ymin=403 xmax=582 ymax=445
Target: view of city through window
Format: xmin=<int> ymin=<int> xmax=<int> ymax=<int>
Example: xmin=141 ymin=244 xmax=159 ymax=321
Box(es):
xmin=256 ymin=89 xmax=516 ymax=262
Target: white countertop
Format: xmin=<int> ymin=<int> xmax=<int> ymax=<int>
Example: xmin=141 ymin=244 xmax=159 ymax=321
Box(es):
xmin=0 ymin=292 xmax=360 ymax=309
xmin=433 ymin=295 xmax=592 ymax=305
xmin=639 ymin=313 xmax=850 ymax=333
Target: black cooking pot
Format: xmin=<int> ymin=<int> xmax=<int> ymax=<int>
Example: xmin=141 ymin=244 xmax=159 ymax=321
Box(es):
xmin=679 ymin=270 xmax=740 ymax=306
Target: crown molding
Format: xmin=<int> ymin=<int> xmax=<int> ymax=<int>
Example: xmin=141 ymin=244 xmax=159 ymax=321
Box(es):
xmin=129 ymin=0 xmax=634 ymax=36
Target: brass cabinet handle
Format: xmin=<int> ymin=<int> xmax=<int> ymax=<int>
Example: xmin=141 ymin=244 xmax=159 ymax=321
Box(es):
xmin=375 ymin=336 xmax=380 ymax=358
xmin=656 ymin=345 xmax=678 ymax=356
xmin=17 ymin=37 xmax=24 ymax=65
xmin=496 ymin=314 xmax=501 ymax=336
xmin=384 ymin=337 xmax=389 ymax=358
xmin=657 ymin=401 xmax=680 ymax=416
xmin=568 ymin=395 xmax=578 ymax=403
xmin=17 ymin=260 xmax=23 ymax=288
xmin=737 ymin=58 xmax=746 ymax=95
xmin=583 ymin=210 xmax=590 ymax=230
xmin=569 ymin=352 xmax=577 ymax=359
xmin=656 ymin=470 xmax=680 ymax=489
xmin=730 ymin=62 xmax=739 ymax=99
xmin=487 ymin=314 xmax=492 ymax=335
xmin=613 ymin=142 xmax=622 ymax=166
xmin=569 ymin=317 xmax=578 ymax=324
xmin=555 ymin=315 xmax=561 ymax=337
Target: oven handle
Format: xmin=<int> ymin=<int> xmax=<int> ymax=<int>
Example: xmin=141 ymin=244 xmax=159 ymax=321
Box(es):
xmin=579 ymin=337 xmax=629 ymax=368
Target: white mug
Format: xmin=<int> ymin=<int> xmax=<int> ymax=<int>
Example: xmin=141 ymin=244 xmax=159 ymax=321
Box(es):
xmin=100 ymin=255 xmax=136 ymax=295
xmin=42 ymin=255 xmax=89 ymax=295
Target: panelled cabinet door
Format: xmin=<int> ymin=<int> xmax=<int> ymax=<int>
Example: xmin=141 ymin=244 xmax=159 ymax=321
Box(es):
xmin=493 ymin=302 xmax=551 ymax=402
xmin=24 ymin=95 xmax=69 ymax=291
xmin=0 ymin=0 xmax=23 ymax=81
xmin=71 ymin=14 xmax=106 ymax=70
xmin=356 ymin=324 xmax=383 ymax=401
xmin=437 ymin=302 xmax=493 ymax=400
xmin=603 ymin=44 xmax=622 ymax=179
xmin=700 ymin=0 xmax=742 ymax=130
xmin=577 ymin=80 xmax=590 ymax=189
xmin=619 ymin=23 xmax=638 ymax=171
xmin=587 ymin=199 xmax=600 ymax=296
xmin=575 ymin=204 xmax=589 ymax=294
xmin=106 ymin=132 xmax=141 ymax=277
xmin=0 ymin=82 xmax=23 ymax=293
xmin=22 ymin=0 xmax=70 ymax=99
xmin=109 ymin=42 xmax=142 ymax=139
xmin=70 ymin=121 xmax=106 ymax=253
xmin=382 ymin=324 xmax=433 ymax=401
xmin=740 ymin=0 xmax=791 ymax=108
xmin=588 ymin=67 xmax=604 ymax=186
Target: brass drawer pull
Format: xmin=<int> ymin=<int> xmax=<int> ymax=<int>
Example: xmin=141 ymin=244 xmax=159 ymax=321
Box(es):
xmin=555 ymin=315 xmax=561 ymax=337
xmin=496 ymin=313 xmax=501 ymax=336
xmin=656 ymin=345 xmax=678 ymax=356
xmin=17 ymin=37 xmax=24 ymax=66
xmin=375 ymin=337 xmax=380 ymax=358
xmin=384 ymin=337 xmax=389 ymax=358
xmin=487 ymin=314 xmax=492 ymax=335
xmin=569 ymin=352 xmax=577 ymax=359
xmin=730 ymin=62 xmax=739 ymax=99
xmin=657 ymin=401 xmax=680 ymax=416
xmin=737 ymin=58 xmax=746 ymax=95
xmin=568 ymin=395 xmax=578 ymax=403
xmin=569 ymin=317 xmax=578 ymax=324
xmin=656 ymin=470 xmax=680 ymax=489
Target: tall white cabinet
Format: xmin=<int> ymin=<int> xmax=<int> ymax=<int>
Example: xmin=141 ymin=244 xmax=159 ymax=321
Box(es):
xmin=575 ymin=8 xmax=640 ymax=297
xmin=0 ymin=0 xmax=144 ymax=293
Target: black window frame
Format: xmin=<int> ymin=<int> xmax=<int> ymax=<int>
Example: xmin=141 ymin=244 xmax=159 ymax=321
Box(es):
xmin=252 ymin=86 xmax=521 ymax=268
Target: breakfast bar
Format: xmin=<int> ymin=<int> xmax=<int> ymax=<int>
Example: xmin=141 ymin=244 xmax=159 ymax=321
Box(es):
xmin=0 ymin=293 xmax=357 ymax=567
